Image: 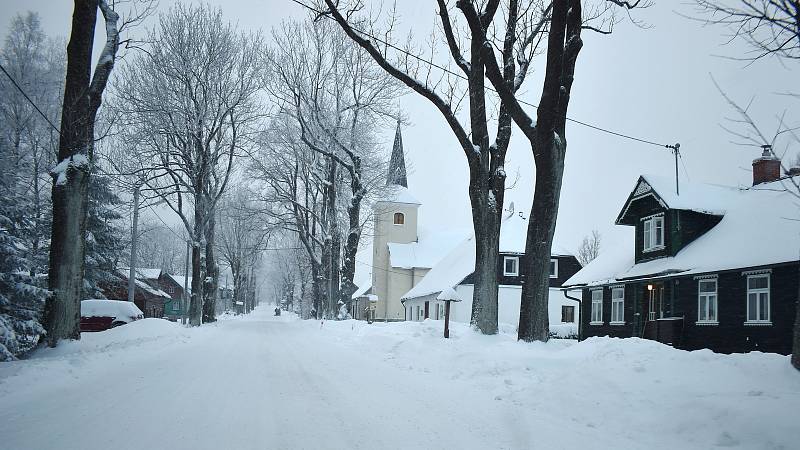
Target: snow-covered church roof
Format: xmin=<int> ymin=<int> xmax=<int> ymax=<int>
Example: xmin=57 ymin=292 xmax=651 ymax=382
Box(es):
xmin=401 ymin=211 xmax=573 ymax=300
xmin=565 ymin=175 xmax=800 ymax=287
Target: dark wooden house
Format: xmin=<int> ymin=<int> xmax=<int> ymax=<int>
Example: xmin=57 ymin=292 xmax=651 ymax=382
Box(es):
xmin=98 ymin=269 xmax=172 ymax=318
xmin=564 ymin=152 xmax=799 ymax=354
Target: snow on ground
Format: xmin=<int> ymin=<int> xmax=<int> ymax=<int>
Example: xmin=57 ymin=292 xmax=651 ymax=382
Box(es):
xmin=1 ymin=307 xmax=798 ymax=450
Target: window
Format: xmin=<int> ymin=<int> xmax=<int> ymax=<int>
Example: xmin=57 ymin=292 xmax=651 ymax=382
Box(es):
xmin=393 ymin=212 xmax=404 ymax=225
xmin=697 ymin=279 xmax=718 ymax=323
xmin=550 ymin=259 xmax=558 ymax=278
xmin=642 ymin=215 xmax=664 ymax=252
xmin=503 ymin=256 xmax=519 ymax=276
xmin=416 ymin=305 xmax=421 ymax=321
xmin=611 ymin=287 xmax=625 ymax=324
xmin=746 ymin=274 xmax=770 ymax=323
xmin=561 ymin=305 xmax=575 ymax=323
xmin=167 ymin=285 xmax=175 ymax=294
xmin=590 ymin=290 xmax=603 ymax=324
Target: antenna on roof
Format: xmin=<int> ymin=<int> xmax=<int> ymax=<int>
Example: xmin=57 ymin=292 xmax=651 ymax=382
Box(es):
xmin=666 ymin=143 xmax=681 ymax=195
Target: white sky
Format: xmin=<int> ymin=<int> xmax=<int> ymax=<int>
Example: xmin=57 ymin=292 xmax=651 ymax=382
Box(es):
xmin=2 ymin=0 xmax=797 ymax=262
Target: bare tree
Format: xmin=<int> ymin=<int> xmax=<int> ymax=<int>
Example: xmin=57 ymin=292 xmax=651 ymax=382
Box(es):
xmin=577 ymin=229 xmax=601 ymax=266
xmin=217 ymin=190 xmax=269 ymax=315
xmin=319 ymin=0 xmax=646 ymax=339
xmin=265 ymin=18 xmax=397 ymax=318
xmin=693 ymin=1 xmax=800 ymax=61
xmin=43 ymin=0 xmax=121 ymax=346
xmin=112 ymin=3 xmax=265 ymax=326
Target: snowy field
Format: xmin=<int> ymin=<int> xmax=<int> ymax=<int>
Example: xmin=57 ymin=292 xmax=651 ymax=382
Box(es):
xmin=1 ymin=307 xmax=798 ymax=450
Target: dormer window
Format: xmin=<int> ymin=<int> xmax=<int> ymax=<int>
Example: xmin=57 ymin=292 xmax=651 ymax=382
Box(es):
xmin=393 ymin=212 xmax=404 ymax=225
xmin=550 ymin=259 xmax=558 ymax=278
xmin=642 ymin=215 xmax=664 ymax=252
xmin=503 ymin=256 xmax=519 ymax=276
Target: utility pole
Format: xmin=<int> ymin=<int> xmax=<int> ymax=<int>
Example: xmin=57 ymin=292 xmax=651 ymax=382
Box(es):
xmin=127 ymin=184 xmax=140 ymax=303
xmin=666 ymin=143 xmax=681 ymax=195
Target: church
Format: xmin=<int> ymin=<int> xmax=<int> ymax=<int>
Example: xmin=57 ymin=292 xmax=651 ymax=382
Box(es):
xmin=352 ymin=122 xmax=582 ymax=332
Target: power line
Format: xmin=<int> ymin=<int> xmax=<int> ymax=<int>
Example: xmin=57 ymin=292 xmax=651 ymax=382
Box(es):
xmin=289 ymin=0 xmax=672 ymax=149
xmin=0 ymin=62 xmax=62 ymax=136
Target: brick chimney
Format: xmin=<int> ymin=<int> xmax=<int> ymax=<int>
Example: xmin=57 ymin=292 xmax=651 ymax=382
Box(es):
xmin=752 ymin=145 xmax=781 ymax=185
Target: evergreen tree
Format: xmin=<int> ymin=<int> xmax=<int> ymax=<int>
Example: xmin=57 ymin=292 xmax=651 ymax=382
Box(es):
xmin=0 ymin=142 xmax=48 ymax=361
xmin=83 ymin=172 xmax=126 ymax=299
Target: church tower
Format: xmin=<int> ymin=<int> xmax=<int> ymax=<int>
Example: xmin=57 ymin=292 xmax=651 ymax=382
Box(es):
xmin=372 ymin=121 xmax=420 ymax=320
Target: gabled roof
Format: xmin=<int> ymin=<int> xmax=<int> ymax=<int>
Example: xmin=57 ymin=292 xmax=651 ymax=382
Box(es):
xmin=117 ymin=267 xmax=163 ymax=281
xmin=166 ymin=274 xmax=193 ymax=293
xmin=565 ymin=175 xmax=800 ymax=287
xmin=616 ymin=175 xmax=737 ymax=225
xmin=351 ymin=282 xmax=372 ymax=299
xmin=402 ymin=211 xmax=573 ymax=300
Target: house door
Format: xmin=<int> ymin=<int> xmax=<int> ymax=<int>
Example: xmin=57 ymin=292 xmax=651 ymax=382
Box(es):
xmin=643 ymin=284 xmax=663 ymax=340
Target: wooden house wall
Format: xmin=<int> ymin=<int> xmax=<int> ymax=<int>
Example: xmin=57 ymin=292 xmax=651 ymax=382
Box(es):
xmin=580 ymin=262 xmax=798 ymax=355
xmin=462 ymin=254 xmax=582 ymax=288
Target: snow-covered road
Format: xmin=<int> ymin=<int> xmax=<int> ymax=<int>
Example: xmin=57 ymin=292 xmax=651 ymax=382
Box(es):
xmin=1 ymin=306 xmax=799 ymax=450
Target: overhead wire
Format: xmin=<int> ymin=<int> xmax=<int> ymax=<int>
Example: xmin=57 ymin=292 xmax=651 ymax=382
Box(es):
xmin=289 ymin=0 xmax=673 ymax=149
xmin=0 ymin=62 xmax=62 ymax=136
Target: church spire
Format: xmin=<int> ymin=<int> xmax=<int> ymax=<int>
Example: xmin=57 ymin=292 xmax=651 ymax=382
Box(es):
xmin=386 ymin=119 xmax=408 ymax=188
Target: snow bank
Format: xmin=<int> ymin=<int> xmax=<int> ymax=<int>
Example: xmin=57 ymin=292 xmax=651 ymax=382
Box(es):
xmin=309 ymin=318 xmax=799 ymax=449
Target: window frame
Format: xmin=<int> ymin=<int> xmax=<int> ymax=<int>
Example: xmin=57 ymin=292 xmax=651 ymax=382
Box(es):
xmin=503 ymin=256 xmax=519 ymax=277
xmin=549 ymin=259 xmax=558 ymax=279
xmin=642 ymin=215 xmax=665 ymax=252
xmin=561 ymin=305 xmax=575 ymax=323
xmin=745 ymin=274 xmax=771 ymax=324
xmin=393 ymin=212 xmax=405 ymax=225
xmin=590 ymin=289 xmax=603 ymax=325
xmin=696 ymin=278 xmax=718 ymax=324
xmin=610 ymin=287 xmax=625 ymax=325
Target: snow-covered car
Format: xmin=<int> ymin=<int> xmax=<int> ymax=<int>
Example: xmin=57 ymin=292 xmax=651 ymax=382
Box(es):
xmin=80 ymin=300 xmax=144 ymax=332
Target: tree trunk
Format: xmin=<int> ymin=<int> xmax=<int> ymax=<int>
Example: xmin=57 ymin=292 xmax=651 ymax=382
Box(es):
xmin=518 ymin=147 xmax=565 ymax=342
xmin=203 ymin=215 xmax=218 ymax=323
xmin=469 ymin=188 xmax=500 ymax=335
xmin=43 ymin=0 xmax=98 ymax=346
xmin=188 ymin=207 xmax=205 ymax=326
xmin=339 ymin=196 xmax=362 ymax=314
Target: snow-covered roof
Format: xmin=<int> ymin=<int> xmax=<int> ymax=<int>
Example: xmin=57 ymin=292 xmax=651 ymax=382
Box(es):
xmin=402 ymin=212 xmax=573 ymax=300
xmin=351 ymin=282 xmax=372 ymax=299
xmin=617 ymin=174 xmax=737 ymax=224
xmin=166 ymin=275 xmax=193 ymax=293
xmin=436 ymin=287 xmax=462 ymax=302
xmin=117 ymin=267 xmax=163 ymax=281
xmin=376 ymin=185 xmax=420 ymax=205
xmin=134 ymin=279 xmax=171 ymax=298
xmin=388 ymin=228 xmax=470 ymax=269
xmin=565 ymin=175 xmax=800 ymax=287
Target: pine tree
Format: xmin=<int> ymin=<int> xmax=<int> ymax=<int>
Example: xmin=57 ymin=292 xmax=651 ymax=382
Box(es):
xmin=83 ymin=172 xmax=126 ymax=299
xmin=0 ymin=143 xmax=48 ymax=361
